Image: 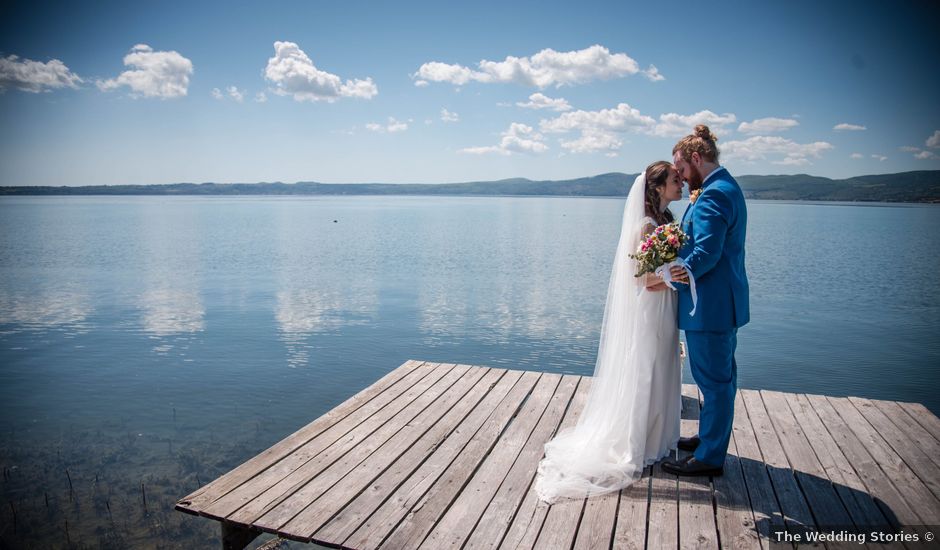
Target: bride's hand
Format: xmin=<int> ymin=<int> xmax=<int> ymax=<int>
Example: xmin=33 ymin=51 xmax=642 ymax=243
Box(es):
xmin=643 ymin=272 xmax=669 ymax=291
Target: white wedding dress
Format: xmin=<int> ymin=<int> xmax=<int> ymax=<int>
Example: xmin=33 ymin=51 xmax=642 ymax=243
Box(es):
xmin=534 ymin=173 xmax=682 ymax=504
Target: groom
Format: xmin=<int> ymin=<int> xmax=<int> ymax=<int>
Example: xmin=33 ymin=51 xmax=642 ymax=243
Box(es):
xmin=663 ymin=125 xmax=749 ymax=477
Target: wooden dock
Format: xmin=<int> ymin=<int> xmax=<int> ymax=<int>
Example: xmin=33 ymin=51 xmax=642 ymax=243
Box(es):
xmin=176 ymin=360 xmax=940 ymax=549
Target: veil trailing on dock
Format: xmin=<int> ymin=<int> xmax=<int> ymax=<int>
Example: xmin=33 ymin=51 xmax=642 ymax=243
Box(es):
xmin=534 ymin=172 xmax=680 ymax=504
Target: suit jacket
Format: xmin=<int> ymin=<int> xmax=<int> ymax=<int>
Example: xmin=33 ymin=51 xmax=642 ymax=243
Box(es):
xmin=678 ymin=167 xmax=749 ymax=331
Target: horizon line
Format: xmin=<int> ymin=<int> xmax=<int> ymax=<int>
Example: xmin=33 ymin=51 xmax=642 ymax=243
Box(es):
xmin=2 ymin=169 xmax=938 ymax=188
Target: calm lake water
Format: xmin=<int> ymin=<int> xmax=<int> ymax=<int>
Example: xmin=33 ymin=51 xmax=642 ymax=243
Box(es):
xmin=1 ymin=195 xmax=938 ymax=547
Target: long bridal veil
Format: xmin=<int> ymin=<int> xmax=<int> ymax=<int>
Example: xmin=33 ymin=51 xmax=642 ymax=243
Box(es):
xmin=535 ymin=172 xmax=679 ymax=504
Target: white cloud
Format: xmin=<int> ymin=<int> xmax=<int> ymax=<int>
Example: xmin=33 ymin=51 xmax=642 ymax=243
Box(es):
xmin=540 ymin=102 xmax=656 ymax=135
xmin=900 ymin=144 xmax=938 ymax=159
xmin=255 ymin=91 xmax=267 ymax=103
xmin=833 ymin=123 xmax=866 ymax=131
xmin=264 ymin=41 xmax=377 ymax=102
xmin=388 ymin=118 xmax=408 ymax=132
xmin=560 ymin=128 xmax=622 ymax=154
xmin=460 ymin=123 xmax=548 ymax=155
xmin=211 ymin=87 xmax=223 ymax=100
xmin=538 ymin=104 xmax=735 ymax=153
xmin=417 ymin=62 xmax=476 ymax=85
xmin=642 ymin=64 xmax=665 ymax=82
xmin=738 ymin=117 xmax=799 ymax=134
xmin=872 ymin=154 xmax=887 ymax=161
xmin=722 ymin=136 xmax=834 ymax=165
xmin=651 ymin=110 xmax=737 ymax=138
xmin=97 ymin=44 xmax=193 ymax=99
xmin=440 ymin=108 xmax=459 ymax=122
xmin=0 ymin=54 xmax=83 ymax=92
xmin=415 ymin=44 xmax=655 ymax=88
xmin=366 ymin=117 xmax=408 ymax=133
xmin=850 ymin=153 xmax=864 ymax=159
xmin=516 ymin=92 xmax=571 ymax=112
xmin=414 ymin=79 xmax=429 ymax=87
xmin=926 ymin=130 xmax=940 ymax=148
xmin=227 ymin=86 xmax=244 ymax=102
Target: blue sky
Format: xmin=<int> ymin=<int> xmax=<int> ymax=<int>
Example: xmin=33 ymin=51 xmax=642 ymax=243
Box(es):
xmin=1 ymin=0 xmax=938 ymax=186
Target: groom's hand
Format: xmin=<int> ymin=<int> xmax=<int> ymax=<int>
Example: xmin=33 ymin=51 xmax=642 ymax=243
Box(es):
xmin=670 ymin=265 xmax=690 ymax=284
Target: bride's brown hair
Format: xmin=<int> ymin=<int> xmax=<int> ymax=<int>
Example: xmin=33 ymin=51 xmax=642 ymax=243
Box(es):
xmin=644 ymin=161 xmax=675 ymax=226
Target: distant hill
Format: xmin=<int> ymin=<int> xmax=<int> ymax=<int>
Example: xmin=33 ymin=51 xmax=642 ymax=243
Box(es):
xmin=736 ymin=171 xmax=940 ymax=202
xmin=2 ymin=170 xmax=938 ymax=203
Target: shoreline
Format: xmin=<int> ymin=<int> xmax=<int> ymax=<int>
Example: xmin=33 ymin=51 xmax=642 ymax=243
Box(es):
xmin=1 ymin=193 xmax=938 ymax=206
xmin=0 ymin=193 xmax=940 ymax=208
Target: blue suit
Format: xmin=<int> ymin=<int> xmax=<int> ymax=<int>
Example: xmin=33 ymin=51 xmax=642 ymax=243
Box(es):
xmin=678 ymin=167 xmax=749 ymax=466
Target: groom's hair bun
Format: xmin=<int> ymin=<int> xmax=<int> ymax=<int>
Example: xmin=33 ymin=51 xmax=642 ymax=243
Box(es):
xmin=673 ymin=124 xmax=720 ymax=163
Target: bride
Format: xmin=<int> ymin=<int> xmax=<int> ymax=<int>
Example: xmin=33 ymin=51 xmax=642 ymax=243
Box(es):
xmin=535 ymin=161 xmax=684 ymax=504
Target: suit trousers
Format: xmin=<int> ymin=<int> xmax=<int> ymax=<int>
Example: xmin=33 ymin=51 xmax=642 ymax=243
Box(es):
xmin=685 ymin=328 xmax=738 ymax=466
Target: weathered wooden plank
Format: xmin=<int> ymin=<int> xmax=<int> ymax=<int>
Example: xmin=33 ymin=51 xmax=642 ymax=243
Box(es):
xmin=418 ymin=373 xmax=563 ymax=549
xmin=805 ymin=394 xmax=921 ymax=529
xmin=730 ymin=392 xmax=787 ymax=548
xmin=849 ymin=397 xmax=940 ymax=500
xmin=713 ymin=412 xmax=761 ymax=550
xmin=647 ymin=462 xmax=678 ymax=550
xmin=740 ymin=390 xmax=820 ymax=544
xmin=279 ymin=364 xmax=494 ymax=540
xmin=678 ymin=384 xmax=719 ymax=550
xmin=342 ymin=369 xmax=533 ymax=550
xmin=203 ymin=362 xmax=457 ymax=523
xmin=248 ymin=363 xmax=472 ymax=530
xmin=787 ymin=394 xmax=892 ymax=534
xmin=463 ymin=375 xmax=581 ymax=550
xmin=312 ymin=367 xmax=509 ymax=544
xmin=898 ymin=402 xmax=940 ymax=443
xmin=366 ymin=371 xmax=542 ymax=550
xmin=761 ymin=390 xmax=854 ymax=532
xmin=572 ymin=491 xmax=618 ymax=550
xmin=612 ymin=471 xmax=651 ymax=550
xmin=870 ymin=400 xmax=940 ymax=473
xmin=499 ymin=377 xmax=592 ymax=550
xmin=177 ymin=359 xmax=426 ymax=512
xmin=532 ymin=496 xmax=585 ymax=550
xmin=827 ymin=396 xmax=940 ymax=526
xmin=678 ymin=477 xmax=716 ymax=550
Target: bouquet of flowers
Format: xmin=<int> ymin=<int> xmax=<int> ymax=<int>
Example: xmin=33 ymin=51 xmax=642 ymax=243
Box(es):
xmin=629 ymin=221 xmax=688 ymax=277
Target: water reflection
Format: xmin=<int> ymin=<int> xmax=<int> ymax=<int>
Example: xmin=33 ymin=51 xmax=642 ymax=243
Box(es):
xmin=0 ymin=286 xmax=92 ymax=332
xmin=139 ymin=287 xmax=205 ymax=337
xmin=134 ymin=201 xmax=207 ymax=356
xmin=412 ymin=198 xmax=616 ymax=369
xmin=272 ymin=200 xmax=380 ymax=368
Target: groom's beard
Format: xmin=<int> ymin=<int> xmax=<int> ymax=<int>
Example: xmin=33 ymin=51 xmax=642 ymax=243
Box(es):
xmin=687 ymin=165 xmax=705 ymax=191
